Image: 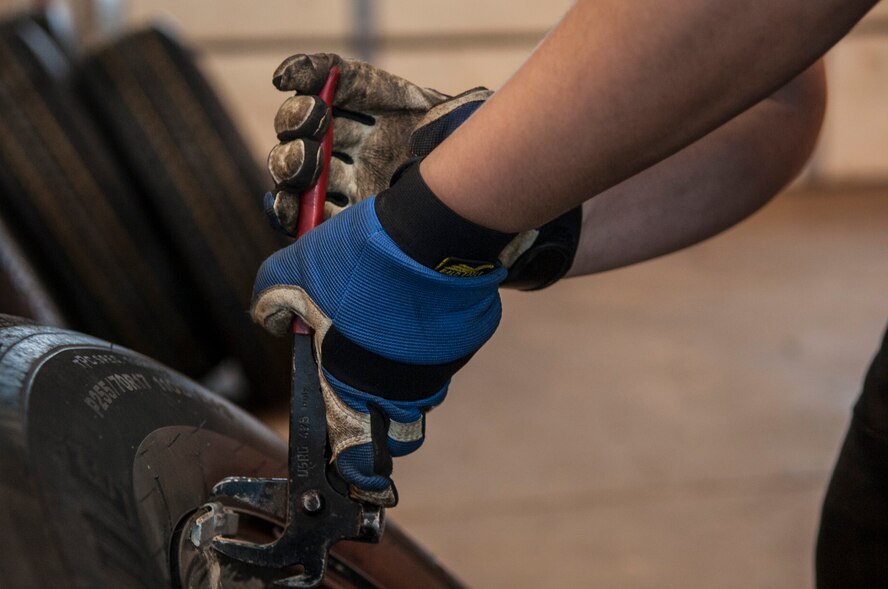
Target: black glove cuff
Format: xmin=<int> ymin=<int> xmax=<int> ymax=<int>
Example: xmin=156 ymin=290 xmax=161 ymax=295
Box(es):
xmin=502 ymin=206 xmax=582 ymax=291
xmin=375 ymin=161 xmax=516 ymax=275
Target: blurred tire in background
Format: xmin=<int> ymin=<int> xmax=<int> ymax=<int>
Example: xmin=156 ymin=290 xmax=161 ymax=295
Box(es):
xmin=0 ymin=14 xmax=290 ymax=407
xmin=77 ymin=25 xmax=292 ymax=406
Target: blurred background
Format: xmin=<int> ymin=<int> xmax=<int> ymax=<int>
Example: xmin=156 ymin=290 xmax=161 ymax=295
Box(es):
xmin=0 ymin=1 xmax=886 ymax=587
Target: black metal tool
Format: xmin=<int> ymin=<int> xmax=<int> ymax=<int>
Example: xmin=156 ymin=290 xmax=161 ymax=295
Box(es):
xmin=210 ymin=336 xmax=383 ymax=587
xmin=208 ymin=66 xmax=384 ymax=587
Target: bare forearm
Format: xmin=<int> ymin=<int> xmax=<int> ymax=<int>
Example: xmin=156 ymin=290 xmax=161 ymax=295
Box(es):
xmin=422 ymin=0 xmax=873 ymax=233
xmin=567 ymin=60 xmax=826 ymax=276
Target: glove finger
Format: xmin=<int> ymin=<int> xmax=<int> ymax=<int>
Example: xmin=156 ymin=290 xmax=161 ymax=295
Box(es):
xmin=273 ymin=52 xmax=449 ymax=112
xmin=269 ymin=190 xmax=300 ymax=236
xmin=251 ymin=243 xmax=336 ymax=336
xmin=336 ymin=443 xmax=391 ymax=487
xmin=387 ymin=414 xmax=426 ymax=457
xmin=250 ymin=279 xmax=311 ymax=336
xmin=335 ymin=403 xmax=392 ymax=483
xmin=271 ymin=190 xmax=347 ymax=237
xmin=324 ymin=201 xmax=346 ymax=219
xmin=263 ymin=190 xmax=291 ymax=235
xmin=268 ymin=139 xmax=322 ymax=191
xmin=273 ymin=52 xmax=342 ymax=93
xmin=267 ymin=160 xmax=357 ymax=237
xmin=274 ymin=95 xmax=330 ymax=141
xmin=336 ymin=444 xmax=398 ymax=506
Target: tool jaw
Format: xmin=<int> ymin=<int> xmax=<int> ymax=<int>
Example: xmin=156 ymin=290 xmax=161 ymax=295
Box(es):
xmin=202 ymin=335 xmax=384 ymax=587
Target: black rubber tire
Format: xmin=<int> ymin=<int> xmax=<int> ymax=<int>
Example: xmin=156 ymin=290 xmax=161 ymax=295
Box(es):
xmin=0 ymin=315 xmax=465 ymax=589
xmin=0 ymin=16 xmax=219 ymax=377
xmin=0 ymin=314 xmax=287 ymax=587
xmin=77 ymin=26 xmax=292 ymax=407
xmin=0 ymin=215 xmax=64 ymax=325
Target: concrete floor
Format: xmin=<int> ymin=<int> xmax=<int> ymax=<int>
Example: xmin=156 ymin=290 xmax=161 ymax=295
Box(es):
xmin=263 ymin=187 xmax=888 ymax=588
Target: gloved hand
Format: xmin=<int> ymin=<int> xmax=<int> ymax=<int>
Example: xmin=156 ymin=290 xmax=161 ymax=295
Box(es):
xmin=265 ymin=52 xmax=490 ymax=233
xmin=252 ymin=163 xmax=514 ymax=506
xmin=266 ymin=53 xmax=582 ymax=291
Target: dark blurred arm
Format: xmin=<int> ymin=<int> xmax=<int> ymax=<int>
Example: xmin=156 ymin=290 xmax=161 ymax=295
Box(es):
xmin=567 ymin=60 xmax=827 ymax=276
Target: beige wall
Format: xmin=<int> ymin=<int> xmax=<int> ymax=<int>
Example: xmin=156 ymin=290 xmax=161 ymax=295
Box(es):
xmin=817 ymin=5 xmax=888 ymax=183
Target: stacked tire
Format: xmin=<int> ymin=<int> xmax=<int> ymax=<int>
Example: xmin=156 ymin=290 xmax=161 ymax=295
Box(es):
xmin=0 ymin=16 xmax=289 ymax=406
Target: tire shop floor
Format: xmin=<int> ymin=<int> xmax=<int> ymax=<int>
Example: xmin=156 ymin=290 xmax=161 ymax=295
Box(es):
xmin=261 ymin=186 xmax=888 ymax=589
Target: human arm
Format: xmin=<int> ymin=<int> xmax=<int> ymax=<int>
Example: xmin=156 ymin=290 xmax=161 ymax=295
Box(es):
xmin=567 ymin=59 xmax=827 ymax=276
xmin=422 ymin=0 xmax=871 ymax=233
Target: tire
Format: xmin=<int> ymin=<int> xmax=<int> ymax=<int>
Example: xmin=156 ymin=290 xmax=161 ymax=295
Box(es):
xmin=0 ymin=315 xmax=464 ymax=589
xmin=0 ymin=215 xmax=64 ymax=326
xmin=0 ymin=16 xmax=220 ymax=378
xmin=77 ymin=26 xmax=292 ymax=407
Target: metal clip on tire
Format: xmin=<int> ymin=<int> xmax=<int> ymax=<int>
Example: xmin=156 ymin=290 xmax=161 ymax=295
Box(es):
xmin=208 ymin=67 xmax=385 ymax=588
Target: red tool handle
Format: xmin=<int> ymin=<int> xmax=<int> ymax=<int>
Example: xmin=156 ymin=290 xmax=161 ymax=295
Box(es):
xmin=292 ymin=66 xmax=340 ymax=335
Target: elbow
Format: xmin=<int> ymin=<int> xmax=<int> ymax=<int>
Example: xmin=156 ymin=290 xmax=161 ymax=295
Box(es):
xmin=768 ymin=60 xmax=828 ymax=187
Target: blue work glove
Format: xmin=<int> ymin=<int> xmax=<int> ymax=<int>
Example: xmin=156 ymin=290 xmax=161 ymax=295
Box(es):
xmin=251 ymin=163 xmax=514 ymax=506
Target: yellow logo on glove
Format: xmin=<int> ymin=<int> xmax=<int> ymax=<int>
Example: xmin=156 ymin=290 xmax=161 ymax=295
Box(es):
xmin=435 ymin=258 xmax=495 ymax=277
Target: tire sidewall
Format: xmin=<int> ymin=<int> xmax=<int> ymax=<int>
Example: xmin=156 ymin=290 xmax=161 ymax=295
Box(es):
xmin=1 ymin=325 xmax=286 ymax=588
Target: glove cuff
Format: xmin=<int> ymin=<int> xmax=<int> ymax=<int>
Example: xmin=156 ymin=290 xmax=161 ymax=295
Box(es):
xmin=409 ymin=88 xmax=490 ymax=158
xmin=502 ymin=206 xmax=582 ymax=291
xmin=375 ymin=161 xmax=516 ymax=276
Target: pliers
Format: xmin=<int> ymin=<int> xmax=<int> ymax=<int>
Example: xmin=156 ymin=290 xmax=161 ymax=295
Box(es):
xmin=209 ymin=67 xmax=385 ymax=588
